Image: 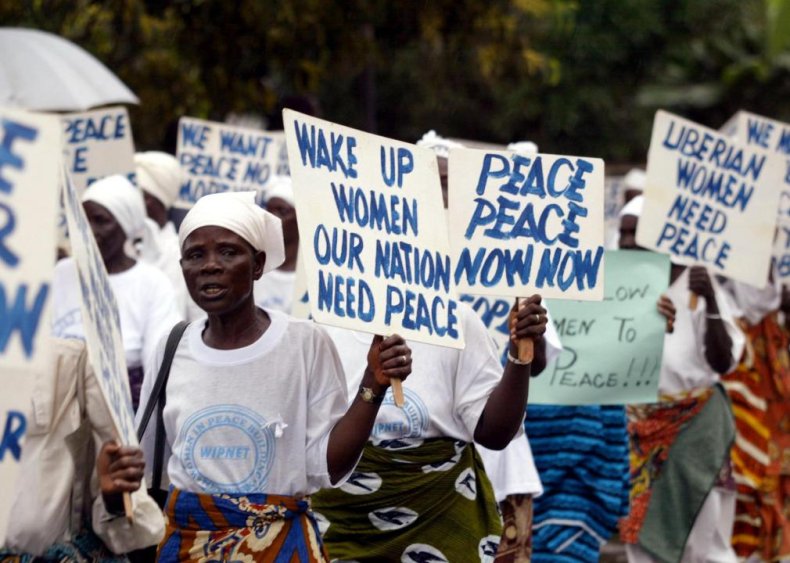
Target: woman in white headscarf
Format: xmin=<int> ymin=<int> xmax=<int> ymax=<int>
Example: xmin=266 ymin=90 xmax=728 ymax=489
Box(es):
xmin=51 ymin=175 xmax=181 ymax=410
xmin=136 ymin=191 xmax=412 ymax=562
xmin=135 ymin=151 xmax=195 ymax=320
xmin=618 ymin=195 xmax=745 ymax=563
xmin=253 ymin=176 xmax=300 ymax=313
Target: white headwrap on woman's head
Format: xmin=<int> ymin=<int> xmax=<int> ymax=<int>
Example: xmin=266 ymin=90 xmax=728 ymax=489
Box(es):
xmin=134 ymin=151 xmax=184 ymax=209
xmin=619 ymin=195 xmax=644 ymax=218
xmin=81 ymin=175 xmax=147 ymax=240
xmin=263 ymin=176 xmax=294 ymax=208
xmin=507 ymin=141 xmax=539 ymax=155
xmin=416 ymin=130 xmax=464 ymax=158
xmin=624 ymin=168 xmax=646 ymax=191
xmin=179 ymin=191 xmax=285 ymax=274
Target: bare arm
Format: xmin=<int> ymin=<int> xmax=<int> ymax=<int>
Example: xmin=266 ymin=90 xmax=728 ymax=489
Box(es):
xmin=326 ymin=334 xmax=411 ymax=484
xmin=689 ymin=266 xmax=733 ymax=374
xmin=474 ymin=296 xmax=547 ymax=450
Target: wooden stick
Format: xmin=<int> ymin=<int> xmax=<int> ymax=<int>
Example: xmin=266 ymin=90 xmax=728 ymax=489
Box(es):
xmin=391 ymin=379 xmax=405 ymax=408
xmin=689 ymin=293 xmax=698 ymax=311
xmin=516 ymin=297 xmax=534 ymax=364
xmin=123 ymin=491 xmax=134 ymax=524
xmin=518 ymin=338 xmax=534 ymax=364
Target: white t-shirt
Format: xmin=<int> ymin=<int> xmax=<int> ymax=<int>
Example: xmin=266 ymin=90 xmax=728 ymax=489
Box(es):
xmin=137 ymin=310 xmax=349 ymax=496
xmin=253 ymin=269 xmax=297 ymax=314
xmin=719 ymin=272 xmax=781 ymax=326
xmin=51 ymin=258 xmax=181 ymax=371
xmin=325 ymin=303 xmax=518 ymax=447
xmin=468 ymin=299 xmax=563 ymax=501
xmin=660 ymin=268 xmax=745 ymax=394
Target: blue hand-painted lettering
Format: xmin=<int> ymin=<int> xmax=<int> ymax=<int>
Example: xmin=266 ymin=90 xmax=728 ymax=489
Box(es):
xmin=0 ymin=410 xmax=26 ymax=462
xmin=293 ymin=120 xmax=358 ymax=179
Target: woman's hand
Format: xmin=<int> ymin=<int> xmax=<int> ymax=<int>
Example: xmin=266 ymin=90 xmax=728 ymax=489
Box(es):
xmin=97 ymin=441 xmax=145 ymax=514
xmin=688 ymin=266 xmax=715 ymax=301
xmin=365 ymin=334 xmax=412 ymax=391
xmin=508 ymin=295 xmax=547 ymax=357
xmin=657 ymin=294 xmax=676 ymax=333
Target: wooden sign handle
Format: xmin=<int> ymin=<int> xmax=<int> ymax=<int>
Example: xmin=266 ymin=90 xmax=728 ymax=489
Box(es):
xmin=123 ymin=491 xmax=134 ymax=524
xmin=518 ymin=338 xmax=534 ymax=364
xmin=689 ymin=293 xmax=698 ymax=311
xmin=391 ymin=379 xmax=405 ymax=408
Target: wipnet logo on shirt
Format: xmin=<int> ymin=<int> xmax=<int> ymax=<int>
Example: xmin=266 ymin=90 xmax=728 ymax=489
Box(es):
xmin=179 ymin=404 xmax=275 ymax=493
xmin=371 ymin=388 xmax=429 ymax=448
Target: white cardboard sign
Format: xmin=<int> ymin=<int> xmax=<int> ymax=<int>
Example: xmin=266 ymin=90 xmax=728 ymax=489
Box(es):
xmin=176 ymin=117 xmax=280 ymax=208
xmin=637 ymin=110 xmax=783 ymax=287
xmin=724 ymin=110 xmax=790 ymax=280
xmin=62 ymin=171 xmax=137 ymax=446
xmin=284 ymin=110 xmax=464 ymax=348
xmin=61 ymin=106 xmax=136 ymax=191
xmin=0 ymin=108 xmax=61 ymax=546
xmin=448 ymin=147 xmax=606 ymax=300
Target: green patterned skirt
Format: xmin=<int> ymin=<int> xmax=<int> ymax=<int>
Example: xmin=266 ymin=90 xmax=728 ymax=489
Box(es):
xmin=312 ymin=438 xmax=502 ymax=562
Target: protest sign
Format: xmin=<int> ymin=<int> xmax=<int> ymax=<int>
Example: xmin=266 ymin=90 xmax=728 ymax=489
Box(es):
xmin=284 ymin=110 xmax=464 ymax=348
xmin=775 ymin=217 xmax=790 ymax=279
xmin=176 ymin=117 xmax=280 ymax=208
xmin=62 ymin=171 xmax=137 ymax=446
xmin=290 ymin=251 xmax=311 ymax=320
xmin=271 ymin=131 xmax=291 ymax=177
xmin=449 ymin=147 xmax=606 ymax=300
xmin=458 ymin=293 xmax=517 ymax=367
xmin=0 ymin=108 xmax=61 ymax=545
xmin=62 ymin=106 xmax=136 ymax=191
xmin=637 ymin=110 xmax=783 ymax=287
xmin=723 ymin=111 xmax=790 ymax=280
xmin=528 ymin=250 xmax=669 ymax=405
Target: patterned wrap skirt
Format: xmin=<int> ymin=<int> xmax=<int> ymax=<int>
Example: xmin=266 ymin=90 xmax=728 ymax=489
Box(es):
xmin=311 ymin=437 xmax=502 ymax=562
xmin=722 ymin=313 xmax=790 ymax=560
xmin=157 ymin=487 xmax=328 ymax=562
xmin=619 ymin=384 xmax=735 ymax=563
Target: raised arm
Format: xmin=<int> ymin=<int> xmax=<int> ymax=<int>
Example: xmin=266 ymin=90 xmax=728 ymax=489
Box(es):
xmin=326 ymin=334 xmax=411 ymax=484
xmin=474 ymin=295 xmax=547 ymax=450
xmin=688 ymin=266 xmax=733 ymax=374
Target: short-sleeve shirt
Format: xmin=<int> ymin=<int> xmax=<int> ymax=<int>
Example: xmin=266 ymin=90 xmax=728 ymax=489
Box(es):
xmin=137 ymin=310 xmax=349 ymax=496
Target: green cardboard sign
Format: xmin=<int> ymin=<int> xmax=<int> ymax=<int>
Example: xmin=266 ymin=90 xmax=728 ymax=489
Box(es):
xmin=529 ymin=250 xmax=670 ymax=405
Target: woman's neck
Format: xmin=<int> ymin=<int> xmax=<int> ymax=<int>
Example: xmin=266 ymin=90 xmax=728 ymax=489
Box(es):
xmin=203 ymin=304 xmax=270 ymax=350
xmin=105 ymin=253 xmax=136 ymax=274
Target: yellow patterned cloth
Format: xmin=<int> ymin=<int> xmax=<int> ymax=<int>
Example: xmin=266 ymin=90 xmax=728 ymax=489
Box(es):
xmin=723 ymin=313 xmax=790 ymax=561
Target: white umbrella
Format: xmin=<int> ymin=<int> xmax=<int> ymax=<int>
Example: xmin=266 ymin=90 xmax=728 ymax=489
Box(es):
xmin=0 ymin=27 xmax=139 ymax=111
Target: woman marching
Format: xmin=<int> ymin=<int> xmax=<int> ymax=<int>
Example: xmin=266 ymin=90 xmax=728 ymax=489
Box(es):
xmin=137 ymin=191 xmax=411 ymax=562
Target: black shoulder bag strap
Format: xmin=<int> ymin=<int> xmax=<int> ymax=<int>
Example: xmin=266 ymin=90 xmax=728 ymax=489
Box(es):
xmin=136 ymin=320 xmax=189 ymax=491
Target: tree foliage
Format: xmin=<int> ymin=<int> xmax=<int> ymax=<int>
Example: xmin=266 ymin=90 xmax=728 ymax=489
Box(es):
xmin=2 ymin=0 xmax=789 ymax=161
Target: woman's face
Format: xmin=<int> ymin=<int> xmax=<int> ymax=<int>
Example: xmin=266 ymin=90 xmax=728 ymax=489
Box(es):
xmin=180 ymin=226 xmax=265 ymax=315
xmin=266 ymin=197 xmax=298 ymax=246
xmin=83 ymin=200 xmax=127 ymax=265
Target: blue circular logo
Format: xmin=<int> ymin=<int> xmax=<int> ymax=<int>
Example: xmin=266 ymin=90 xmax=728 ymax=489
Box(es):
xmin=372 ymin=388 xmax=429 ymax=444
xmin=178 ymin=405 xmax=275 ymax=493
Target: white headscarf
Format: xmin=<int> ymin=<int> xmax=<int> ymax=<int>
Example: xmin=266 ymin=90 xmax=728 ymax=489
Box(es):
xmin=134 ymin=151 xmax=184 ymax=209
xmin=416 ymin=130 xmax=464 ymax=158
xmin=624 ymin=168 xmax=646 ymax=191
xmin=507 ymin=141 xmax=539 ymax=155
xmin=81 ymin=175 xmax=147 ymax=240
xmin=179 ymin=191 xmax=285 ymax=274
xmin=619 ymin=194 xmax=644 ymax=218
xmin=263 ymin=176 xmax=294 ymax=208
